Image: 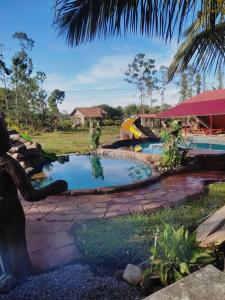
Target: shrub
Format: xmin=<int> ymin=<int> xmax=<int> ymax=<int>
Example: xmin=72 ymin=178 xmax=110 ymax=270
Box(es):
xmin=89 ymin=122 xmax=101 ymax=150
xmin=160 ymin=120 xmax=188 ymax=168
xmin=145 ymin=224 xmax=214 ymax=286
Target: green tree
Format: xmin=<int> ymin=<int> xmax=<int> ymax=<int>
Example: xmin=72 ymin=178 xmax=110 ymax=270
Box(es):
xmin=124 ymin=53 xmax=158 ymax=112
xmin=194 ymin=73 xmax=202 ymax=94
xmin=11 ymin=32 xmax=34 ymax=124
xmin=217 ymin=66 xmax=224 ymax=89
xmin=47 ymin=89 xmax=65 ymax=114
xmin=159 ymin=65 xmax=168 ymax=107
xmin=123 ymin=104 xmax=139 ymax=116
xmin=178 ymin=73 xmax=189 ymax=102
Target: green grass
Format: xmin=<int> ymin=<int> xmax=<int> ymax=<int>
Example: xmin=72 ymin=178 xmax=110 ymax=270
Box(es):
xmin=31 ymin=126 xmax=120 ymax=154
xmin=74 ymin=183 xmax=225 ymax=270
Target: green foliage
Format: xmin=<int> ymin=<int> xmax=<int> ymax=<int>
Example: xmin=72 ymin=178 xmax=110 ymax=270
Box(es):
xmin=98 ymin=104 xmax=124 ymax=119
xmin=47 ymin=89 xmax=65 ymax=115
xmin=148 ymin=224 xmax=214 ymax=285
xmin=89 ymin=123 xmax=101 ymax=150
xmin=74 ymin=182 xmax=225 ymax=270
xmin=160 ymin=120 xmax=188 ymax=168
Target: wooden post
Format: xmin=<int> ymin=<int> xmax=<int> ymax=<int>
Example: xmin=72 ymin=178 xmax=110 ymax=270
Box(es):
xmin=210 ymin=115 xmax=213 ymax=135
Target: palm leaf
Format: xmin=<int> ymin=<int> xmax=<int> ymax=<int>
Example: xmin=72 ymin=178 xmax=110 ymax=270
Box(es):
xmin=54 ymin=0 xmax=199 ymax=46
xmin=168 ymin=22 xmax=225 ymax=80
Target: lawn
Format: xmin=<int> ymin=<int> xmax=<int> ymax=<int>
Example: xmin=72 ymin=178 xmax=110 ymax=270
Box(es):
xmin=31 ymin=126 xmax=120 ymax=154
xmin=74 ymin=183 xmax=225 ymax=271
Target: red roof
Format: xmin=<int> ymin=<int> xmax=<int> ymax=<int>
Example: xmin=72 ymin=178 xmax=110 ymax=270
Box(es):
xmin=71 ymin=107 xmax=108 ymax=117
xmin=157 ymin=89 xmax=225 ymax=118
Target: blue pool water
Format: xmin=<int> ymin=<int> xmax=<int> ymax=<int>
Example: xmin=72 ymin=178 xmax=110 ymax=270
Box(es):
xmin=138 ymin=141 xmax=225 ymax=154
xmin=31 ymin=154 xmax=152 ymax=190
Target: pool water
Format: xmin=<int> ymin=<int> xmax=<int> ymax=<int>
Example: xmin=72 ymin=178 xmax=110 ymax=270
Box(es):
xmin=31 ymin=154 xmax=152 ymax=190
xmin=138 ymin=141 xmax=225 ymax=154
xmin=189 ymin=142 xmax=225 ymax=151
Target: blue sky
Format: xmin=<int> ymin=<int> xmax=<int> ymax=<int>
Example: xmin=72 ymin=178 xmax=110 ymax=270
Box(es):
xmin=0 ymin=0 xmax=215 ymax=113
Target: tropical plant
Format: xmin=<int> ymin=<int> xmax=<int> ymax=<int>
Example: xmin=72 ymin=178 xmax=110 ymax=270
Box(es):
xmin=89 ymin=122 xmax=101 ymax=150
xmin=54 ymin=0 xmax=225 ymax=79
xmin=145 ymin=224 xmax=215 ymax=286
xmin=160 ymin=120 xmax=188 ymax=168
xmin=168 ymin=1 xmax=225 ymax=79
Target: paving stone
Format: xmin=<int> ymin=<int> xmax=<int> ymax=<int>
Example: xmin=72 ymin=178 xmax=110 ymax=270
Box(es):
xmin=43 ymin=213 xmax=75 ymax=222
xmin=22 ymin=170 xmax=225 ymax=272
xmin=51 ymin=231 xmax=75 ymax=249
xmin=94 ymin=202 xmax=108 ymax=208
xmin=145 ymin=265 xmax=225 ymax=300
xmin=104 ymin=211 xmax=120 ymax=218
xmin=91 ymin=207 xmax=107 ymax=214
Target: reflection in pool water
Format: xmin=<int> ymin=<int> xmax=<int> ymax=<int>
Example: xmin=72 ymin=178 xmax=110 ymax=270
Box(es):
xmin=31 ymin=154 xmax=152 ymax=190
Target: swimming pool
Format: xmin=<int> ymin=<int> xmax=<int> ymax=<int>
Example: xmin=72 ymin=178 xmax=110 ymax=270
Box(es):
xmin=135 ymin=141 xmax=225 ymax=154
xmin=31 ymin=154 xmax=152 ymax=190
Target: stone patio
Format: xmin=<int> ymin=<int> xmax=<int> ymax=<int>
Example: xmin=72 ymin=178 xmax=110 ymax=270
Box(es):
xmin=22 ymin=170 xmax=225 ymax=271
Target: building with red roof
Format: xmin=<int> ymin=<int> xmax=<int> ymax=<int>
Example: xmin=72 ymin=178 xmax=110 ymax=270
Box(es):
xmin=157 ymin=89 xmax=225 ymax=132
xmin=70 ymin=107 xmax=108 ymax=126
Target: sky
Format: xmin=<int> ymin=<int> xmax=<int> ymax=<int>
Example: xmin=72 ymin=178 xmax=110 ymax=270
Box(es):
xmin=0 ymin=0 xmax=216 ymax=113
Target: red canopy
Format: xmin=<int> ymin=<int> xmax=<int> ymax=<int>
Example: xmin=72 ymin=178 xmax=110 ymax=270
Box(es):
xmin=157 ymin=89 xmax=225 ymax=118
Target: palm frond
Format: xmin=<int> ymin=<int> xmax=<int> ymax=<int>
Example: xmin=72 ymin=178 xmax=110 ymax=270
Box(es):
xmin=168 ymin=22 xmax=225 ymax=81
xmin=53 ymin=0 xmax=197 ymax=46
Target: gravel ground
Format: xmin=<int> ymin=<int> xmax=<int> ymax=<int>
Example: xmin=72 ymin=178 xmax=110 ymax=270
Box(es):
xmin=0 ymin=264 xmax=142 ymax=300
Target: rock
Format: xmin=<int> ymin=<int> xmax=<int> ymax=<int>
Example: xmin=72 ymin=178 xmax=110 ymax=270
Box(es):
xmin=123 ymin=264 xmax=142 ymax=286
xmin=11 ymin=153 xmax=23 ymax=162
xmin=25 ymin=167 xmax=34 ymax=174
xmin=0 ymin=274 xmax=17 ymax=293
xmin=10 ymin=144 xmax=26 ymax=154
xmin=9 ymin=133 xmax=20 ymax=141
xmin=25 ymin=142 xmax=41 ymax=150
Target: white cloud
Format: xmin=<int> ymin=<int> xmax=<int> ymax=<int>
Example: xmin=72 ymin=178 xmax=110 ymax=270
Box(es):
xmin=43 ymin=42 xmax=180 ymax=113
xmin=75 ymin=54 xmax=133 ymax=84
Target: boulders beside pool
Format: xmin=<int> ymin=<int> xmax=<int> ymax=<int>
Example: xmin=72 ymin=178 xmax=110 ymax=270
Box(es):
xmin=8 ymin=131 xmax=49 ymax=174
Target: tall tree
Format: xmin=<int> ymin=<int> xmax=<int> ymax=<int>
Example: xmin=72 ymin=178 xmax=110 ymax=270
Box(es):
xmin=159 ymin=65 xmax=168 ymax=107
xmin=217 ymin=66 xmax=224 ymax=89
xmin=124 ymin=53 xmax=158 ymax=113
xmin=178 ymin=73 xmax=189 ymax=102
xmin=48 ymin=89 xmax=65 ymax=114
xmin=11 ymin=32 xmax=34 ymax=124
xmin=194 ymin=73 xmax=202 ymax=94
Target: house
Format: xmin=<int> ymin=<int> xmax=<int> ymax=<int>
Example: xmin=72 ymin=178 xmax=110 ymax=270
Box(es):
xmin=136 ymin=113 xmax=160 ymax=127
xmin=157 ymin=89 xmax=225 ymax=134
xmin=70 ymin=107 xmax=108 ymax=126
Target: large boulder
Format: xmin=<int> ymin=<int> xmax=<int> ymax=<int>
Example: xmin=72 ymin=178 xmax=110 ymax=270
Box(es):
xmin=123 ymin=264 xmax=142 ymax=286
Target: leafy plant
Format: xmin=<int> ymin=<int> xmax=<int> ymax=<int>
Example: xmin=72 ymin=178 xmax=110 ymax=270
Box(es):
xmin=160 ymin=120 xmax=188 ymax=168
xmin=89 ymin=122 xmax=101 ymax=150
xmin=147 ymin=224 xmax=214 ymax=286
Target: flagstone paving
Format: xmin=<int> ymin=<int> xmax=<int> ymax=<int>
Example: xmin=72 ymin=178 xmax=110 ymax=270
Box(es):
xmin=22 ymin=170 xmax=225 ymax=271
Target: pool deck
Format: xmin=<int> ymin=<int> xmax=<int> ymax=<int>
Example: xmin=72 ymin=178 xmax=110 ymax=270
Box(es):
xmin=22 ymin=170 xmax=225 ymax=272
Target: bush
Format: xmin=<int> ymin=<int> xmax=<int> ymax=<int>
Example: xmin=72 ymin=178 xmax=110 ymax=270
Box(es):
xmin=103 ymin=119 xmax=116 ymax=126
xmin=160 ymin=120 xmax=188 ymax=168
xmin=145 ymin=224 xmax=214 ymax=286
